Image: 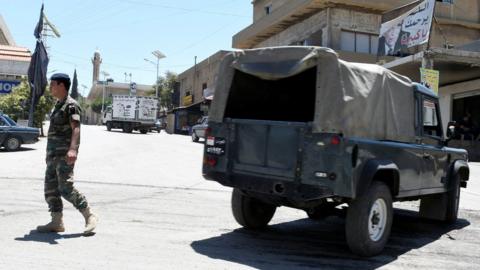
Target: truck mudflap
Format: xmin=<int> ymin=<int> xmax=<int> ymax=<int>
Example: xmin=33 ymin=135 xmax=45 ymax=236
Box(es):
xmin=204 ymin=171 xmax=334 ymax=202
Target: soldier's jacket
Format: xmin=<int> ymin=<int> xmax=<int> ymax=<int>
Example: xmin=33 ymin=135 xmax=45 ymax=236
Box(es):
xmin=47 ymin=95 xmax=82 ymax=157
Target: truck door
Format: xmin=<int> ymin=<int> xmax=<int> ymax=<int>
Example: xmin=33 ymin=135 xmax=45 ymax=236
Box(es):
xmin=420 ymin=96 xmax=449 ymax=191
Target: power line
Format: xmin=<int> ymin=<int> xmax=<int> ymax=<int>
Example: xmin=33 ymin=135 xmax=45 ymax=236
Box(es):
xmin=113 ymin=0 xmax=249 ymax=18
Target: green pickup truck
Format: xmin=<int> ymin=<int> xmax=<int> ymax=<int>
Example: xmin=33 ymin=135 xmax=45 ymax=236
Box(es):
xmin=202 ymin=47 xmax=470 ymax=257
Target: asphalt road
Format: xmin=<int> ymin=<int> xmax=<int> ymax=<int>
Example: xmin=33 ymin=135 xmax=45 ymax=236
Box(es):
xmin=1 ymin=124 xmax=479 ymax=270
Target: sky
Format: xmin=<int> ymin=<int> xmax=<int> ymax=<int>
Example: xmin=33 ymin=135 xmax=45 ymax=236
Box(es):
xmin=0 ymin=0 xmax=252 ymax=96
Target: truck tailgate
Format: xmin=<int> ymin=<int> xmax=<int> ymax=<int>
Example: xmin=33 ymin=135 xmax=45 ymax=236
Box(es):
xmin=228 ymin=119 xmax=307 ymax=179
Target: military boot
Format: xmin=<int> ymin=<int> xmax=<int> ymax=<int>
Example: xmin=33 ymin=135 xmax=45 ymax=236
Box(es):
xmin=80 ymin=207 xmax=98 ymax=235
xmin=36 ymin=212 xmax=65 ymax=233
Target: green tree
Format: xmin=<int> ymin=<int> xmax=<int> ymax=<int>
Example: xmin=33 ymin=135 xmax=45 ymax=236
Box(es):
xmin=90 ymin=96 xmax=111 ymax=114
xmin=146 ymin=71 xmax=178 ymax=110
xmin=0 ymin=77 xmax=55 ymax=135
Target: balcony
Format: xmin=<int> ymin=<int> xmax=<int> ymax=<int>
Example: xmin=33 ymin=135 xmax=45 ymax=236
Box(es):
xmin=233 ymin=0 xmax=428 ymax=49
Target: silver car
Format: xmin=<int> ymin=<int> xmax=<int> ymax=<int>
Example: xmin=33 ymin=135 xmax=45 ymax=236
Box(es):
xmin=191 ymin=116 xmax=208 ymax=142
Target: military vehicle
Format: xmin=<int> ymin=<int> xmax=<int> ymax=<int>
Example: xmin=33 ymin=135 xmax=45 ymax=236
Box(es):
xmin=202 ymin=47 xmax=470 ymax=256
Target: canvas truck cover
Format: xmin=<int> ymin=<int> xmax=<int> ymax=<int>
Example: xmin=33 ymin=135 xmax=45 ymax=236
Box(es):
xmin=209 ymin=46 xmax=416 ymax=143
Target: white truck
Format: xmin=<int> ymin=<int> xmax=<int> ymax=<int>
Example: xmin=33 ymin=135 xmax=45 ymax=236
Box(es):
xmin=102 ymin=95 xmax=158 ymax=134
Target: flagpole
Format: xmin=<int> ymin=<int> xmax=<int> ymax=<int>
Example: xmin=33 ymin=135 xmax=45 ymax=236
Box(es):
xmin=28 ymin=85 xmax=36 ymax=127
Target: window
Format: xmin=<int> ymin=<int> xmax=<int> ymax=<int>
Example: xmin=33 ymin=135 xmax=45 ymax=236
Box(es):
xmin=340 ymin=31 xmax=378 ymax=54
xmin=0 ymin=117 xmax=7 ymax=126
xmin=423 ymin=99 xmax=442 ymax=137
xmin=264 ymin=4 xmax=272 ymax=15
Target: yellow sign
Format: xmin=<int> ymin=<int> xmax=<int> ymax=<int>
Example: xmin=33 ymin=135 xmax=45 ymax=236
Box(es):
xmin=183 ymin=95 xmax=193 ymax=106
xmin=420 ymin=68 xmax=439 ymax=94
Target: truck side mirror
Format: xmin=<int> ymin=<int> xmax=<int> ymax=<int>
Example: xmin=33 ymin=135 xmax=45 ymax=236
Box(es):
xmin=446 ymin=121 xmax=456 ymax=142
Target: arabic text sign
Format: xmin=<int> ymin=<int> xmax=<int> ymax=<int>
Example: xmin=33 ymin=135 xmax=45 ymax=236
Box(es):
xmin=380 ymin=0 xmax=435 ymax=49
xmin=420 ymin=68 xmax=440 ymax=94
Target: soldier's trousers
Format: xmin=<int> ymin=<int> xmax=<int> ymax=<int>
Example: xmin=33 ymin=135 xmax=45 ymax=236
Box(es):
xmin=44 ymin=156 xmax=89 ymax=212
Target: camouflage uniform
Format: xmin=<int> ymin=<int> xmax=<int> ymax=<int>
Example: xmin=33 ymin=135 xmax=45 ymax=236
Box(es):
xmin=44 ymin=95 xmax=88 ymax=212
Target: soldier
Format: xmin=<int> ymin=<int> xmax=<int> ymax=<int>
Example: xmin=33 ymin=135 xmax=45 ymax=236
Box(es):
xmin=36 ymin=73 xmax=98 ymax=235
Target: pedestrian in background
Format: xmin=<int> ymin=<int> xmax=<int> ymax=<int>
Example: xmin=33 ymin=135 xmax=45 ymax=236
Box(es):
xmin=36 ymin=73 xmax=98 ymax=235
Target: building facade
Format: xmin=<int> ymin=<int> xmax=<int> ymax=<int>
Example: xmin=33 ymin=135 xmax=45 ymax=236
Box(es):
xmin=232 ymin=0 xmax=480 ymax=158
xmin=169 ymin=51 xmax=229 ymax=134
xmin=0 ymin=14 xmax=30 ymax=95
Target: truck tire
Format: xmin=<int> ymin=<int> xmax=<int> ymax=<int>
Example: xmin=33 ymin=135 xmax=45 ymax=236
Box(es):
xmin=445 ymin=174 xmax=461 ymax=224
xmin=123 ymin=125 xmax=133 ymax=133
xmin=140 ymin=129 xmax=148 ymax=134
xmin=4 ymin=137 xmax=21 ymax=151
xmin=345 ymin=181 xmax=393 ymax=257
xmin=231 ymin=188 xmax=276 ymax=229
xmin=106 ymin=122 xmax=112 ymax=131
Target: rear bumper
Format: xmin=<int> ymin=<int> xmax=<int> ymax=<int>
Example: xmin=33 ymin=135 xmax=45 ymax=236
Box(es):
xmin=204 ymin=171 xmax=334 ymax=202
xmin=22 ymin=135 xmax=39 ymax=144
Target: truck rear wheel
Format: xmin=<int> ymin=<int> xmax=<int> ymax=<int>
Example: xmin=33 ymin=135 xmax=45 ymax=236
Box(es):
xmin=140 ymin=129 xmax=148 ymax=134
xmin=231 ymin=188 xmax=276 ymax=229
xmin=345 ymin=181 xmax=393 ymax=257
xmin=123 ymin=125 xmax=133 ymax=133
xmin=445 ymin=175 xmax=461 ymax=224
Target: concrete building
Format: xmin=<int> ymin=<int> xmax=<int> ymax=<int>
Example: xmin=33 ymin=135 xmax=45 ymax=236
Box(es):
xmin=85 ymin=50 xmax=154 ymax=124
xmin=170 ymin=50 xmax=228 ymax=134
xmin=233 ymin=0 xmax=480 ymax=158
xmin=0 ymin=14 xmax=30 ymax=95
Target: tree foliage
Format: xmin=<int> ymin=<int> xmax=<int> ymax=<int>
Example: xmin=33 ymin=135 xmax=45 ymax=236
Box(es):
xmin=0 ymin=77 xmax=55 ymax=129
xmin=90 ymin=96 xmax=112 ymax=114
xmin=146 ymin=71 xmax=178 ymax=110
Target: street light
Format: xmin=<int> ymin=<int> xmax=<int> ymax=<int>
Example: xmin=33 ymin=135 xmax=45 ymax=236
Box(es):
xmin=101 ymin=71 xmax=110 ymax=113
xmin=144 ymin=50 xmax=166 ymax=98
xmin=81 ymin=84 xmax=88 ymax=97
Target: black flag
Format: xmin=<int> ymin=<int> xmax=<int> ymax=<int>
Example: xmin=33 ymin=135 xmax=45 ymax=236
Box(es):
xmin=34 ymin=4 xmax=44 ymax=39
xmin=71 ymin=69 xmax=79 ymax=99
xmin=27 ymin=4 xmax=49 ymax=127
xmin=27 ymin=41 xmax=49 ymax=106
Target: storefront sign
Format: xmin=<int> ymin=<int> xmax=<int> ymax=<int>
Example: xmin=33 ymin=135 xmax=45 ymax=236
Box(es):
xmin=0 ymin=80 xmax=20 ymax=94
xmin=420 ymin=68 xmax=439 ymax=94
xmin=183 ymin=95 xmax=193 ymax=106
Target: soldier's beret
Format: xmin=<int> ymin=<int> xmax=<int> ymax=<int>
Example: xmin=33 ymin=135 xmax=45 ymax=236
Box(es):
xmin=50 ymin=73 xmax=71 ymax=82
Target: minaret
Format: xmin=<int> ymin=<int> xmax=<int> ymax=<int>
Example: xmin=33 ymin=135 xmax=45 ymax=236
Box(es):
xmin=92 ymin=49 xmax=102 ymax=83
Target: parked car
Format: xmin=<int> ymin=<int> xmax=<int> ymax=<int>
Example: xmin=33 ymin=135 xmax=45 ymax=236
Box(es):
xmin=191 ymin=116 xmax=208 ymax=142
xmin=0 ymin=113 xmax=40 ymax=151
xmin=150 ymin=118 xmax=166 ymax=133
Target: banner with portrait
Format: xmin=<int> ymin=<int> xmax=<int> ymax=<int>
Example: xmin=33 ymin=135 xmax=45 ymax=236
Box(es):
xmin=378 ymin=0 xmax=435 ymax=56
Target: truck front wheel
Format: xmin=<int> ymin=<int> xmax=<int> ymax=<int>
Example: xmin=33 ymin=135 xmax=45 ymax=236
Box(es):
xmin=231 ymin=188 xmax=276 ymax=229
xmin=445 ymin=175 xmax=461 ymax=224
xmin=345 ymin=181 xmax=393 ymax=257
xmin=106 ymin=122 xmax=112 ymax=131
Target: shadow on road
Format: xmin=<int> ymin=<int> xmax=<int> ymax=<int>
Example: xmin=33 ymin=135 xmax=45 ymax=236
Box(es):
xmin=14 ymin=230 xmax=85 ymax=245
xmin=104 ymin=130 xmax=153 ymax=135
xmin=191 ymin=208 xmax=470 ymax=269
xmin=0 ymin=147 xmax=36 ymax=153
